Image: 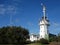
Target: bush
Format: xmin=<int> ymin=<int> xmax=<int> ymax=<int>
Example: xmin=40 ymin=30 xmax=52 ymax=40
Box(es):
xmin=0 ymin=26 xmax=29 ymax=44
xmin=39 ymin=38 xmax=49 ymax=44
xmin=25 ymin=41 xmax=31 ymax=44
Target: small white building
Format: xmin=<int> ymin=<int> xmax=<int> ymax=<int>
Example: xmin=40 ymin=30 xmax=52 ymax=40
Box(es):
xmin=30 ymin=34 xmax=39 ymax=42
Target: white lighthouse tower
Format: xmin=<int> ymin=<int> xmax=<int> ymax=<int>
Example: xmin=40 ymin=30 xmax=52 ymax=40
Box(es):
xmin=39 ymin=5 xmax=50 ymax=40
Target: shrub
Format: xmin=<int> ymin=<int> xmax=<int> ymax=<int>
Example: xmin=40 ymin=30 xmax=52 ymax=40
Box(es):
xmin=39 ymin=38 xmax=49 ymax=44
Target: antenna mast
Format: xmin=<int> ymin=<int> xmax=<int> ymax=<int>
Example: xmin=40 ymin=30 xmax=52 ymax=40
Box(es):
xmin=41 ymin=3 xmax=46 ymax=20
xmin=43 ymin=5 xmax=46 ymax=20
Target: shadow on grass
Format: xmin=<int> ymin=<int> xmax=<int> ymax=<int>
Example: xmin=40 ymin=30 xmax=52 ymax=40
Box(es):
xmin=26 ymin=43 xmax=49 ymax=45
xmin=0 ymin=44 xmax=26 ymax=45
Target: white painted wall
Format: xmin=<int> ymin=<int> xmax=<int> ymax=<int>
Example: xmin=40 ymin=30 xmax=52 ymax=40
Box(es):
xmin=39 ymin=19 xmax=49 ymax=40
xmin=30 ymin=34 xmax=38 ymax=42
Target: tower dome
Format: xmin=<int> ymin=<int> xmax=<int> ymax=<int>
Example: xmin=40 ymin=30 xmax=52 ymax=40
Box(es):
xmin=40 ymin=16 xmax=49 ymax=26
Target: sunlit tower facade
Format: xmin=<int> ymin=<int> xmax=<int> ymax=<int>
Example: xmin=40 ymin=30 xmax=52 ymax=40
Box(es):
xmin=39 ymin=5 xmax=50 ymax=40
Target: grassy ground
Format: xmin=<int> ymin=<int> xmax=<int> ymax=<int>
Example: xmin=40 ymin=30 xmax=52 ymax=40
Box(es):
xmin=26 ymin=43 xmax=41 ymax=45
xmin=26 ymin=43 xmax=48 ymax=45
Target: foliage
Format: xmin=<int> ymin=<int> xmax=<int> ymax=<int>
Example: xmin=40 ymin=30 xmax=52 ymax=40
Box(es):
xmin=57 ymin=33 xmax=60 ymax=42
xmin=0 ymin=26 xmax=29 ymax=44
xmin=39 ymin=38 xmax=49 ymax=44
xmin=27 ymin=43 xmax=42 ymax=45
xmin=49 ymin=33 xmax=60 ymax=42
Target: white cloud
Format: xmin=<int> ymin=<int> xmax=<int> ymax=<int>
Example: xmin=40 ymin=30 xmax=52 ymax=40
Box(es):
xmin=52 ymin=22 xmax=60 ymax=27
xmin=0 ymin=4 xmax=4 ymax=7
xmin=0 ymin=7 xmax=5 ymax=14
xmin=0 ymin=4 xmax=17 ymax=15
xmin=11 ymin=0 xmax=22 ymax=6
xmin=0 ymin=0 xmax=22 ymax=15
xmin=6 ymin=5 xmax=17 ymax=14
xmin=0 ymin=4 xmax=6 ymax=15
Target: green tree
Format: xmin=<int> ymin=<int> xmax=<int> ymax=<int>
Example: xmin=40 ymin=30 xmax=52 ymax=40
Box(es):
xmin=0 ymin=26 xmax=29 ymax=44
xmin=49 ymin=33 xmax=57 ymax=42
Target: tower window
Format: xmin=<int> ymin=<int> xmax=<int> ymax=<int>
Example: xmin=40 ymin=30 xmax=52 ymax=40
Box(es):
xmin=41 ymin=35 xmax=42 ymax=37
xmin=41 ymin=26 xmax=42 ymax=28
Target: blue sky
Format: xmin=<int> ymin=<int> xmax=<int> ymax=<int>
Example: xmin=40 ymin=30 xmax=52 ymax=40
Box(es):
xmin=0 ymin=0 xmax=60 ymax=35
